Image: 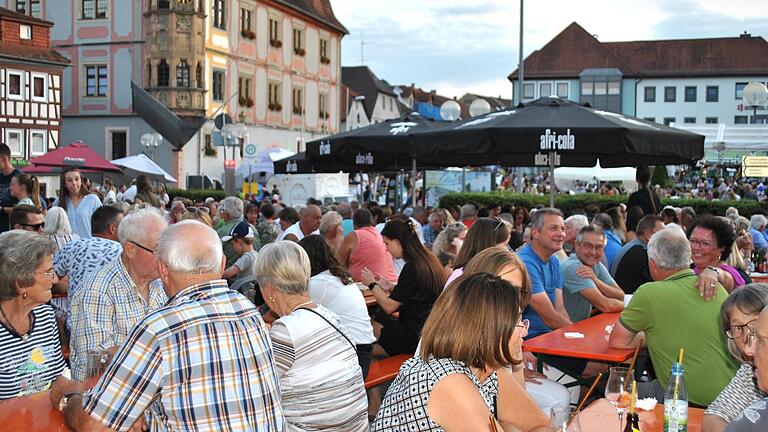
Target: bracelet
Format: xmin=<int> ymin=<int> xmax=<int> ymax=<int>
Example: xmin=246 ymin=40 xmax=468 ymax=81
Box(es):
xmin=58 ymin=391 xmax=83 ymax=412
xmin=368 ymin=282 xmax=377 ymax=290
xmin=706 ymin=265 xmax=719 ymax=274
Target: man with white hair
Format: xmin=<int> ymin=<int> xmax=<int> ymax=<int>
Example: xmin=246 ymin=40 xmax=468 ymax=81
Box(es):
xmin=459 ymin=203 xmax=477 ymax=228
xmin=562 ymin=214 xmax=588 ymax=257
xmin=610 ymin=225 xmax=738 ymax=406
xmin=216 ymin=196 xmax=245 ymax=266
xmin=68 ymin=208 xmax=168 ymax=380
xmin=54 ymin=221 xmax=283 ymax=431
xmin=749 ymin=214 xmax=768 ymax=250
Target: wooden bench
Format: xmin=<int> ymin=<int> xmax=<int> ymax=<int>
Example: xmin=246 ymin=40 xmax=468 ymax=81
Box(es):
xmin=364 ymin=354 xmax=411 ymax=389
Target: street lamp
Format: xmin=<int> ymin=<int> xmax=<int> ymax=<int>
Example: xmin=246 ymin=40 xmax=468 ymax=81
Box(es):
xmin=219 ymin=121 xmax=248 ymax=195
xmin=140 ymin=132 xmax=163 ymax=159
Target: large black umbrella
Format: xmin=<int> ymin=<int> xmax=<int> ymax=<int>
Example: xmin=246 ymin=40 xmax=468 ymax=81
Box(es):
xmin=273 ymin=152 xmax=347 ymax=174
xmin=410 ymin=97 xmax=705 ymax=168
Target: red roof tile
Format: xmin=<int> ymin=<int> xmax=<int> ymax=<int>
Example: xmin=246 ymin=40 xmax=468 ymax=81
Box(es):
xmin=273 ymin=0 xmax=348 ymax=34
xmin=0 ymin=42 xmax=69 ymax=66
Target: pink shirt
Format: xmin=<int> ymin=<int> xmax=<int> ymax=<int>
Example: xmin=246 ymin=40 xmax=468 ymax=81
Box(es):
xmin=348 ymin=226 xmax=398 ymax=283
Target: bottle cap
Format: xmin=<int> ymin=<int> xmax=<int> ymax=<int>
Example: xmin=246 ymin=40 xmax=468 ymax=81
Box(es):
xmin=671 ymin=362 xmax=684 ymax=375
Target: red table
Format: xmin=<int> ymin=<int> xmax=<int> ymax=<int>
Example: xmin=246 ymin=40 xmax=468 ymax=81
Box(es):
xmin=523 ymin=312 xmax=635 ymax=363
xmin=579 ymin=398 xmax=703 ymax=432
xmin=750 ymin=273 xmax=768 ymax=284
xmin=0 ymin=390 xmax=69 ymax=431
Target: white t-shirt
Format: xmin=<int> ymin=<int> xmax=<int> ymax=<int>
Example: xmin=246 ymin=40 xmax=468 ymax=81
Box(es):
xmin=277 ymin=222 xmax=318 ymax=242
xmin=308 ymin=271 xmax=376 ymax=345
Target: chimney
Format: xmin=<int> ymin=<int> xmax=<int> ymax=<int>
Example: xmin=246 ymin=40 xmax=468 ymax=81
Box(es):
xmin=741 ymin=31 xmax=751 ymax=38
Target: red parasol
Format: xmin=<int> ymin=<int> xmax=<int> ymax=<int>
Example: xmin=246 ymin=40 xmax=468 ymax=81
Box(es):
xmin=28 ymin=140 xmax=122 ymax=172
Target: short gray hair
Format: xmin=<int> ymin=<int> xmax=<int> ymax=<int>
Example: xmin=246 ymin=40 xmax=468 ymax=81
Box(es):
xmin=460 ymin=203 xmax=477 ymax=219
xmin=118 ymin=207 xmax=168 ymax=246
xmin=565 ymin=214 xmax=589 ymax=232
xmin=43 ymin=207 xmax=72 ymax=235
xmin=0 ymin=231 xmax=56 ymax=300
xmin=750 ymin=214 xmax=767 ymax=230
xmin=647 ymin=225 xmax=690 ymax=270
xmin=529 ymin=208 xmax=564 ymax=230
xmin=157 ymin=220 xmax=223 ymax=274
xmin=319 ymin=211 xmax=342 ymax=236
xmin=220 ymin=196 xmax=244 ymax=219
xmin=575 ymin=224 xmax=605 ymax=245
xmin=254 ymin=241 xmax=310 ymax=295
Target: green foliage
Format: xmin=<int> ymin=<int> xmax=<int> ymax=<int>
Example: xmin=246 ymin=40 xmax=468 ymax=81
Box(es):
xmin=168 ymin=188 xmax=226 ymax=203
xmin=651 ymin=165 xmax=672 ymax=188
xmin=439 ymin=192 xmax=768 ymax=217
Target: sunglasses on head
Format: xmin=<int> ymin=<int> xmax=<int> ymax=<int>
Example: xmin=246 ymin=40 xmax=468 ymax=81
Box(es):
xmin=186 ymin=206 xmax=210 ymax=214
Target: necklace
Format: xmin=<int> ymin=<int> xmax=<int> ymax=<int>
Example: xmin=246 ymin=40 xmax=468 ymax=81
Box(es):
xmin=289 ymin=300 xmax=313 ymax=315
xmin=0 ymin=303 xmax=31 ymax=341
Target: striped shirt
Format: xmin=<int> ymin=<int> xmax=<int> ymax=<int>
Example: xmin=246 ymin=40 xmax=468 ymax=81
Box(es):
xmin=82 ymin=280 xmax=283 ymax=431
xmin=271 ymin=305 xmax=368 ymax=431
xmin=0 ymin=305 xmax=66 ymax=399
xmin=705 ymin=363 xmax=767 ymax=423
xmin=69 ymin=256 xmax=167 ymax=380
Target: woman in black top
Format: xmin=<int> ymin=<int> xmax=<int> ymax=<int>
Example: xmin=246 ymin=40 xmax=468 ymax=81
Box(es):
xmin=627 ymin=165 xmax=661 ymax=216
xmin=362 ymin=217 xmax=446 ymax=356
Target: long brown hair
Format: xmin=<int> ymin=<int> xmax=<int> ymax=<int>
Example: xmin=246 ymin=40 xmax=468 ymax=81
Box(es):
xmin=381 ymin=217 xmax=446 ymax=300
xmin=453 ymin=217 xmax=511 ymax=269
xmin=58 ymin=167 xmax=89 ymax=212
xmin=463 ymin=247 xmax=531 ymax=306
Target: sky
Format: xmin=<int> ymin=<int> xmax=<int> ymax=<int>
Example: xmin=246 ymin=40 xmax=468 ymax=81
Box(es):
xmin=332 ymin=0 xmax=768 ymax=100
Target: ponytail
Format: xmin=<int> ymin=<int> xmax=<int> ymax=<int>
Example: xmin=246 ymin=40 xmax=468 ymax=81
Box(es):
xmin=14 ymin=173 xmax=41 ymax=209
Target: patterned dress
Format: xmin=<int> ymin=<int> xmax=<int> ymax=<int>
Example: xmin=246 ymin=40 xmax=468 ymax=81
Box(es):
xmin=371 ymin=356 xmax=499 ymax=431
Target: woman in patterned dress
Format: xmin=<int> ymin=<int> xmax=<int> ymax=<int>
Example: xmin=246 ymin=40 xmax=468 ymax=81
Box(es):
xmin=371 ymin=272 xmax=549 ymax=432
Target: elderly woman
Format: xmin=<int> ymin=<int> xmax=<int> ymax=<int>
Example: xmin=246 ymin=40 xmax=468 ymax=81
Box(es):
xmin=0 ymin=231 xmax=65 ymax=399
xmin=255 ymin=241 xmax=368 ymax=431
xmin=318 ymin=210 xmax=344 ymax=256
xmin=299 ymin=234 xmax=376 ymax=377
xmin=44 ymin=207 xmax=79 ymax=252
xmin=702 ymin=284 xmax=768 ymax=432
xmin=432 ymin=221 xmax=467 ymax=258
xmin=371 ymin=273 xmax=548 ymax=431
xmin=689 ymin=215 xmax=745 ymax=293
xmin=182 ymin=207 xmax=213 ymax=227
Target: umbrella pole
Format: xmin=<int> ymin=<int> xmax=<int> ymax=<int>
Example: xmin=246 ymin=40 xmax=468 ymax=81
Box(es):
xmin=411 ymin=158 xmax=417 ymax=208
xmin=549 ymin=151 xmax=556 ymax=208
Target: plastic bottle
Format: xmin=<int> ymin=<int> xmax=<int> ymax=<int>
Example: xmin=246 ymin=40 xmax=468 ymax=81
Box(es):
xmin=663 ymin=362 xmax=688 ymax=432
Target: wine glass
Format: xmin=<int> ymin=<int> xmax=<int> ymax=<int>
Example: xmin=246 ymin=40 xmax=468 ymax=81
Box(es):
xmin=604 ymin=366 xmax=631 ymax=432
xmin=548 ymin=406 xmax=581 ymax=432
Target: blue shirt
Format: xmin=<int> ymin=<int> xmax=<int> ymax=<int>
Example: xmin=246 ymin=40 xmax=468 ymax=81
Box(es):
xmin=518 ymin=244 xmax=562 ymax=338
xmin=341 ymin=218 xmax=354 ymax=238
xmin=561 ymin=254 xmax=616 ymax=322
xmin=57 ymin=194 xmax=102 ymax=238
xmin=750 ymin=228 xmax=768 ymax=250
xmin=604 ymin=229 xmax=623 ymax=270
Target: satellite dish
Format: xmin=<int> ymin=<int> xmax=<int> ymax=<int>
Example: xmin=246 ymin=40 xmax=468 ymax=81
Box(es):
xmin=743 ymin=82 xmax=768 ymax=107
xmin=469 ymin=98 xmax=492 ymax=117
xmin=440 ymin=100 xmax=461 ymax=121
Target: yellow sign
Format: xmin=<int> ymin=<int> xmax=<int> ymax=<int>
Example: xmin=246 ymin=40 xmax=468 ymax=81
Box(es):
xmin=743 ymin=156 xmax=768 ymax=167
xmin=743 ymin=166 xmax=768 ymax=177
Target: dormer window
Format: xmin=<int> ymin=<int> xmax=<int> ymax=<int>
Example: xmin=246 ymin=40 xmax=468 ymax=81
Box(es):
xmin=20 ymin=25 xmax=32 ymax=40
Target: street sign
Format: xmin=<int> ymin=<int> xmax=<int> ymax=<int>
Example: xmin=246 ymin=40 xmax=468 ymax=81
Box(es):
xmin=743 ymin=166 xmax=768 ymax=177
xmin=243 ymin=143 xmax=258 ymax=159
xmin=743 ymin=156 xmax=768 ymax=167
xmin=214 ymin=113 xmax=233 ymax=130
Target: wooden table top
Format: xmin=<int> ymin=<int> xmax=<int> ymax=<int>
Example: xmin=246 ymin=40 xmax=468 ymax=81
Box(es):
xmin=0 ymin=390 xmax=69 ymax=432
xmin=579 ymin=398 xmax=703 ymax=432
xmin=523 ymin=312 xmax=635 ymax=363
xmin=358 ymin=284 xmax=378 ymax=308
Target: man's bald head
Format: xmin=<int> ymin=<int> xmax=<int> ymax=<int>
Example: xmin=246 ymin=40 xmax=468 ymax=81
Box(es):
xmin=300 ymin=204 xmax=322 ymax=232
xmin=157 ymin=220 xmax=223 ymax=275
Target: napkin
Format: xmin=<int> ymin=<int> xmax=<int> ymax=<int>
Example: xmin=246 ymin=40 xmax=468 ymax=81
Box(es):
xmin=564 ymin=332 xmax=584 ymax=338
xmin=635 ymin=397 xmax=657 ymax=411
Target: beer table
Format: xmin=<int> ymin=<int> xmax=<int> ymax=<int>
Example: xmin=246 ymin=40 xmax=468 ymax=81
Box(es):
xmin=750 ymin=273 xmax=768 ymax=284
xmin=523 ymin=312 xmax=635 ymax=363
xmin=358 ymin=283 xmax=378 ymax=308
xmin=579 ymin=398 xmax=703 ymax=432
xmin=0 ymin=390 xmax=69 ymax=431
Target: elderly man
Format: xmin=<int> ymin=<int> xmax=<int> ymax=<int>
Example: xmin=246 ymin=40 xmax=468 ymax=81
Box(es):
xmin=54 ymin=206 xmax=124 ymax=302
xmin=68 ymin=208 xmax=168 ymax=380
xmin=422 ymin=210 xmax=446 ymax=248
xmin=562 ymin=224 xmax=624 ymax=323
xmin=9 ymin=204 xmax=45 ymax=232
xmin=216 ymin=196 xmax=247 ymax=266
xmin=460 ymin=203 xmax=477 ymax=228
xmin=610 ymin=225 xmax=738 ymax=406
xmin=53 ymin=220 xmax=283 ymax=431
xmin=610 ymin=215 xmax=666 ymax=294
xmin=280 ymin=204 xmax=321 ymax=242
xmin=724 ymin=306 xmax=768 ymax=431
xmin=561 ymin=214 xmax=588 ymax=258
xmin=749 ymin=214 xmax=768 ymax=250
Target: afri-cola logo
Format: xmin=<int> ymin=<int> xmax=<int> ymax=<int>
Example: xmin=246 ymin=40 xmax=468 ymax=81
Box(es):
xmin=539 ymin=129 xmax=575 ymax=150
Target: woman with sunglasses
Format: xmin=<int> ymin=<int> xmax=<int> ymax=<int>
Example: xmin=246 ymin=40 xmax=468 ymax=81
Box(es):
xmin=0 ymin=231 xmax=65 ymax=400
xmin=371 ymin=273 xmax=548 ymax=431
xmin=703 ymin=284 xmax=768 ymax=432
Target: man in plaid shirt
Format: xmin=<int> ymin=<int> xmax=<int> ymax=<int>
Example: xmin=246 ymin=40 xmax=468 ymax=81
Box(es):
xmin=53 ymin=221 xmax=283 ymax=431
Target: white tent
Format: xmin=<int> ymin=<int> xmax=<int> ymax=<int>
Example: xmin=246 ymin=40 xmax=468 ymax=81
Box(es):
xmin=236 ymin=147 xmax=295 ymax=179
xmin=110 ymin=153 xmax=177 ymax=183
xmin=554 ymin=162 xmax=637 ymax=193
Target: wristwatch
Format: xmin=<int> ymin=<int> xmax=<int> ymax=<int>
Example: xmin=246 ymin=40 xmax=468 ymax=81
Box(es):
xmin=368 ymin=282 xmax=377 ymax=290
xmin=58 ymin=392 xmax=82 ymax=412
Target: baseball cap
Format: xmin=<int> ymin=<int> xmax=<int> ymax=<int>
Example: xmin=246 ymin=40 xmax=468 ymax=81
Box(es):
xmin=222 ymin=221 xmax=255 ymax=241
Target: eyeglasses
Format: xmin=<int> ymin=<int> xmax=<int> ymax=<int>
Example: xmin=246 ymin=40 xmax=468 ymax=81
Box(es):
xmin=37 ymin=270 xmax=56 ymax=279
xmin=579 ymin=242 xmax=605 ymax=252
xmin=20 ymin=222 xmax=45 ymax=231
xmin=129 ymin=240 xmax=155 ymax=254
xmin=515 ymin=319 xmax=530 ymax=332
xmin=726 ymin=318 xmax=757 ymax=339
xmin=747 ymin=327 xmax=768 ymax=348
xmin=689 ymin=238 xmax=715 ymax=249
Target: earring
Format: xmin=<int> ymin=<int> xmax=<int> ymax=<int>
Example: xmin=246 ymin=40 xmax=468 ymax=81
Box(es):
xmin=269 ymin=296 xmax=275 ymax=302
xmin=22 ymin=291 xmax=27 ymax=299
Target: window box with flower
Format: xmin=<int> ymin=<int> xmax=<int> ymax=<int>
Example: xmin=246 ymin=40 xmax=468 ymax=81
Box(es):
xmin=270 ymin=39 xmax=282 ymax=48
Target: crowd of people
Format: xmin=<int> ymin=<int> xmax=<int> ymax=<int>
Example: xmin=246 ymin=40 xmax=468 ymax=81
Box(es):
xmin=2 ymin=139 xmax=768 ymax=431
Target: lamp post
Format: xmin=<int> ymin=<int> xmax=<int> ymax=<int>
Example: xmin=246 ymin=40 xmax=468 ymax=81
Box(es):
xmin=220 ymin=121 xmax=248 ymax=195
xmin=140 ymin=132 xmax=163 ymax=159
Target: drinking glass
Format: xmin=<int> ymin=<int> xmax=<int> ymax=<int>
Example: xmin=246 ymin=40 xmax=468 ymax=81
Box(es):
xmin=85 ymin=348 xmax=113 ymax=379
xmin=604 ymin=366 xmax=631 ymax=432
xmin=548 ymin=406 xmax=581 ymax=432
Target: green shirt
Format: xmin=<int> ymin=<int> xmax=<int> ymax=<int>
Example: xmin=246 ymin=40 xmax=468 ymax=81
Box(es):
xmin=619 ymin=269 xmax=738 ymax=406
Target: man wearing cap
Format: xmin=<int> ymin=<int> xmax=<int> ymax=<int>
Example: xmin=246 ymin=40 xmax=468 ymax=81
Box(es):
xmin=222 ymin=220 xmax=259 ymax=281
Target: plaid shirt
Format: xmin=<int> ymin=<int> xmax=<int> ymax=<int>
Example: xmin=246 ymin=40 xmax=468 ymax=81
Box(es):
xmin=82 ymin=280 xmax=283 ymax=431
xmin=422 ymin=225 xmax=440 ymax=248
xmin=69 ymin=256 xmax=167 ymax=380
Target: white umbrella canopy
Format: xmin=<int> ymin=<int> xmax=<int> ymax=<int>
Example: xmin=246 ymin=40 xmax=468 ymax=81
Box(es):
xmin=110 ymin=153 xmax=177 ymax=183
xmin=554 ymin=162 xmax=637 ymax=193
xmin=236 ymin=147 xmax=295 ymax=179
